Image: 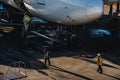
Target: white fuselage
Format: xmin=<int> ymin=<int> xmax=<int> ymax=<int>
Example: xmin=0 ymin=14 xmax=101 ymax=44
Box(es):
xmin=1 ymin=0 xmax=104 ymax=25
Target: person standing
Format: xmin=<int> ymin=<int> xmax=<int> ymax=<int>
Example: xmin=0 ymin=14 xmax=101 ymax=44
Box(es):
xmin=97 ymin=53 xmax=103 ymax=73
xmin=23 ymin=13 xmax=31 ymax=31
xmin=44 ymin=46 xmax=51 ymax=68
xmin=22 ymin=13 xmax=31 ymax=44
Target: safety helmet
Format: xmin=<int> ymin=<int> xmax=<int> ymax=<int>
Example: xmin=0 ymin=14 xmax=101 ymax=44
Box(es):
xmin=97 ymin=53 xmax=100 ymax=56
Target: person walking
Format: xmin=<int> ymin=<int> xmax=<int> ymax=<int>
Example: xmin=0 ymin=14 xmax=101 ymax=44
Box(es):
xmin=97 ymin=53 xmax=103 ymax=73
xmin=44 ymin=46 xmax=51 ymax=68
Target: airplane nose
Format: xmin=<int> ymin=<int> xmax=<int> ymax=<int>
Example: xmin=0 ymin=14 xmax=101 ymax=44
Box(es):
xmin=86 ymin=0 xmax=104 ymax=21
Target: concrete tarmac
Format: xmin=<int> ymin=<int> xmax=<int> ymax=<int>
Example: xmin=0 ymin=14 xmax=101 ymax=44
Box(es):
xmin=0 ymin=24 xmax=120 ymax=80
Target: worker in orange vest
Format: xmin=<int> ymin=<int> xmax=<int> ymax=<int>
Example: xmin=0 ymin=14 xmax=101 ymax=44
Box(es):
xmin=97 ymin=53 xmax=103 ymax=73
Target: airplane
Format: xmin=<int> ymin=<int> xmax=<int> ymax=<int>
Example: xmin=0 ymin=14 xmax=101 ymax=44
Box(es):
xmin=0 ymin=0 xmax=104 ymax=25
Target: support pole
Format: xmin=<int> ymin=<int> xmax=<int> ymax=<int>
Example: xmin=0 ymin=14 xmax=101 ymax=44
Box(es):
xmin=109 ymin=4 xmax=113 ymax=19
xmin=116 ymin=2 xmax=120 ymax=12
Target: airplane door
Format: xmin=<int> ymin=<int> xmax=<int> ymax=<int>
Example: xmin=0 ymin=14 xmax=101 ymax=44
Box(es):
xmin=37 ymin=0 xmax=45 ymax=5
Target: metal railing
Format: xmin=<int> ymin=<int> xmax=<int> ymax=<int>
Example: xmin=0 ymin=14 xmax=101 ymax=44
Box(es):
xmin=5 ymin=61 xmax=27 ymax=76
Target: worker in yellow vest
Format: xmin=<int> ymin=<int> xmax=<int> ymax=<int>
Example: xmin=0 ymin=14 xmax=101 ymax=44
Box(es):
xmin=23 ymin=14 xmax=31 ymax=31
xmin=44 ymin=46 xmax=51 ymax=68
xmin=22 ymin=13 xmax=31 ymax=42
xmin=97 ymin=53 xmax=103 ymax=73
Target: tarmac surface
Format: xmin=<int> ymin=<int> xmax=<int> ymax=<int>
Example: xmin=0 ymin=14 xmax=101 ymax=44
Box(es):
xmin=0 ymin=23 xmax=120 ymax=80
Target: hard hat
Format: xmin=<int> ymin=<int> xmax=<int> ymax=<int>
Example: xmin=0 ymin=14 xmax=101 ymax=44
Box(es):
xmin=97 ymin=53 xmax=100 ymax=56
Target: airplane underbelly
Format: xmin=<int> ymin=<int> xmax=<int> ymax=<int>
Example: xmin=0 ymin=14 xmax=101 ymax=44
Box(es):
xmin=23 ymin=0 xmax=103 ymax=25
xmin=34 ymin=1 xmax=87 ymax=25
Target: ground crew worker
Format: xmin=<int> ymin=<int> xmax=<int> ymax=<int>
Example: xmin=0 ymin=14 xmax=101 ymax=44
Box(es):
xmin=44 ymin=46 xmax=51 ymax=68
xmin=97 ymin=53 xmax=103 ymax=73
xmin=22 ymin=13 xmax=31 ymax=44
xmin=23 ymin=13 xmax=31 ymax=31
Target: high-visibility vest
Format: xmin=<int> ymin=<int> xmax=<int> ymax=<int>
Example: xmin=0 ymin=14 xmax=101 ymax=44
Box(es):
xmin=99 ymin=58 xmax=103 ymax=65
xmin=98 ymin=57 xmax=103 ymax=65
xmin=44 ymin=51 xmax=49 ymax=58
xmin=23 ymin=15 xmax=31 ymax=23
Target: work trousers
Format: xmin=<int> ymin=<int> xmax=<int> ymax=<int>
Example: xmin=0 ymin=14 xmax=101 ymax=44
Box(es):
xmin=44 ymin=57 xmax=51 ymax=67
xmin=97 ymin=65 xmax=103 ymax=73
xmin=24 ymin=22 xmax=29 ymax=31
